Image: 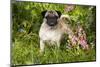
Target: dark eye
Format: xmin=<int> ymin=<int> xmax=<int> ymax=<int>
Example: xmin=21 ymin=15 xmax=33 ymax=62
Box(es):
xmin=45 ymin=16 xmax=48 ymax=19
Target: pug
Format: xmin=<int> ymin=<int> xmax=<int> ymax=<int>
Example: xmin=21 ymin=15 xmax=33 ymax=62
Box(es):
xmin=39 ymin=10 xmax=70 ymax=53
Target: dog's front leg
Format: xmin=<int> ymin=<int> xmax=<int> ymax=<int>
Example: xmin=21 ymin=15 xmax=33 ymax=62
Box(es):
xmin=57 ymin=41 xmax=60 ymax=49
xmin=40 ymin=40 xmax=45 ymax=53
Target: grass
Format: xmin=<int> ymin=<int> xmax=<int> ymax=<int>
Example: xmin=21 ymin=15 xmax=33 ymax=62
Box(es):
xmin=11 ymin=32 xmax=96 ymax=66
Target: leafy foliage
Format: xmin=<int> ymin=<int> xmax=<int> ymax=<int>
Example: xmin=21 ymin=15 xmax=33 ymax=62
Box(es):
xmin=11 ymin=2 xmax=96 ymax=65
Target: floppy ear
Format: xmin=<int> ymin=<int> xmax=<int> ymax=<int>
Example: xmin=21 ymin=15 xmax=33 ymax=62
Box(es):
xmin=56 ymin=11 xmax=61 ymax=17
xmin=41 ymin=10 xmax=47 ymax=18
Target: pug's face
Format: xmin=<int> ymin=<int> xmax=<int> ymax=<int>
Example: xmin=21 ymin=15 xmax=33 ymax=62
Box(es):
xmin=42 ymin=10 xmax=61 ymax=26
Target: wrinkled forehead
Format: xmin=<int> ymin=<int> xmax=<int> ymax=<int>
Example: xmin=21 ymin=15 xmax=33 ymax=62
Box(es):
xmin=45 ymin=10 xmax=58 ymax=17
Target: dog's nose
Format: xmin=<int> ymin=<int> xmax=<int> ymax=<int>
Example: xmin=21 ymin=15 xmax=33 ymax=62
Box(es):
xmin=50 ymin=22 xmax=54 ymax=25
xmin=49 ymin=22 xmax=56 ymax=26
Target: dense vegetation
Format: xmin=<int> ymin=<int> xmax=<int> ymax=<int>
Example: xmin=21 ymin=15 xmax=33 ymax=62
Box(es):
xmin=11 ymin=2 xmax=96 ymax=66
